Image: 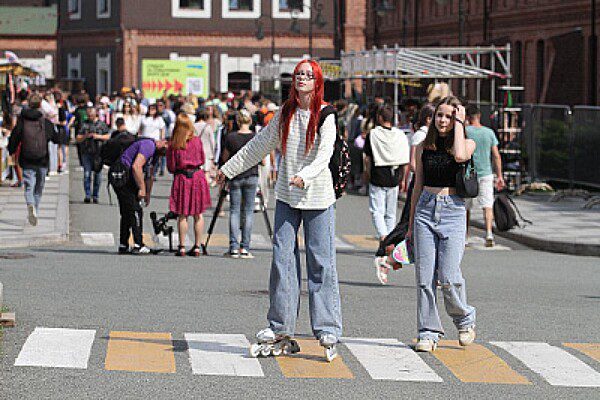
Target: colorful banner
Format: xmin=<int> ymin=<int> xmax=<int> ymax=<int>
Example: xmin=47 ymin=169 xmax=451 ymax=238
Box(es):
xmin=141 ymin=59 xmax=209 ymax=99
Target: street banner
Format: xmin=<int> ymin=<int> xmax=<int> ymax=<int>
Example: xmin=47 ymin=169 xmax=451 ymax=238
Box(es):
xmin=141 ymin=59 xmax=209 ymax=99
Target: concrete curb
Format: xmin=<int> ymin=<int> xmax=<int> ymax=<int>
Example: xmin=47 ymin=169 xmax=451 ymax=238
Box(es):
xmin=0 ymin=173 xmax=70 ymax=249
xmin=469 ymin=219 xmax=600 ymax=257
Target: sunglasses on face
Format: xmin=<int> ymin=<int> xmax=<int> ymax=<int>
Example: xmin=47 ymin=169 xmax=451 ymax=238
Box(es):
xmin=295 ymin=72 xmax=315 ymax=81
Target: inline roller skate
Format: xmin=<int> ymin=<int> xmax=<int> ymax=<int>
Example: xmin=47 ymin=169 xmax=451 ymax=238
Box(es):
xmin=249 ymin=328 xmax=301 ymax=358
xmin=319 ymin=333 xmax=338 ymax=362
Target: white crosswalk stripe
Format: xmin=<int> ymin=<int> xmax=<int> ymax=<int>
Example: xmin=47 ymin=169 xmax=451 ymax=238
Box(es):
xmin=185 ymin=333 xmax=264 ymax=377
xmin=491 ymin=341 xmax=600 ymax=387
xmin=343 ymin=338 xmax=443 ymax=382
xmin=80 ymin=232 xmax=115 ymax=246
xmin=14 ymin=327 xmax=96 ymax=369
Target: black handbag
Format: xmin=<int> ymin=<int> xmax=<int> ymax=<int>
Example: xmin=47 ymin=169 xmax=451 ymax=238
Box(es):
xmin=456 ymin=158 xmax=478 ymax=198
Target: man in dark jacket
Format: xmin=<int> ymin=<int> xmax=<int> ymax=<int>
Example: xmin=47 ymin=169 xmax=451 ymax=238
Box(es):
xmin=8 ymin=94 xmax=57 ymax=226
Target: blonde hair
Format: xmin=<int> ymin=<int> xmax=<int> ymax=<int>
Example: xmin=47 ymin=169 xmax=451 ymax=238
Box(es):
xmin=170 ymin=113 xmax=195 ymax=150
xmin=236 ymin=109 xmax=252 ymax=127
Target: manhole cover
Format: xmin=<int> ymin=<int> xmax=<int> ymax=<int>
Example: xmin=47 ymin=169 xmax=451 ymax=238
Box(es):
xmin=0 ymin=253 xmax=35 ymax=260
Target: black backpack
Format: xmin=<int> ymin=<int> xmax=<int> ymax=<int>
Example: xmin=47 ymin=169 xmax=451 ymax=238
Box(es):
xmin=318 ymin=105 xmax=350 ymax=199
xmin=101 ymin=133 xmax=141 ymax=193
xmin=21 ymin=117 xmax=48 ymax=161
xmin=493 ymin=194 xmax=532 ymax=231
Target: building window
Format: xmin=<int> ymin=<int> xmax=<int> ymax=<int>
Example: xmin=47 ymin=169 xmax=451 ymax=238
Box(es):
xmin=172 ymin=0 xmax=211 ymax=18
xmin=97 ymin=0 xmax=110 ymax=18
xmin=536 ymin=39 xmax=545 ymax=101
xmin=67 ymin=53 xmax=81 ymax=79
xmin=222 ymin=0 xmax=260 ymax=18
xmin=68 ymin=0 xmax=81 ymax=20
xmin=96 ymin=53 xmax=111 ymax=95
xmin=273 ymin=0 xmax=309 ymax=19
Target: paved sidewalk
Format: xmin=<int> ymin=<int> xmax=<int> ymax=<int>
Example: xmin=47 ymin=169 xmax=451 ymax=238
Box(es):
xmin=0 ymin=173 xmax=69 ymax=248
xmin=469 ymin=193 xmax=600 ymax=257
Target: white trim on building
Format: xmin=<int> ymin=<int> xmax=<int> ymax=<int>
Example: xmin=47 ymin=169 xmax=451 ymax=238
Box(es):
xmin=222 ymin=0 xmax=261 ymax=19
xmin=97 ymin=0 xmax=111 ymax=19
xmin=272 ymin=0 xmax=310 ymax=19
xmin=220 ymin=53 xmax=261 ymax=92
xmin=67 ymin=53 xmax=81 ymax=79
xmin=172 ymin=0 xmax=212 ymax=18
xmin=96 ymin=53 xmax=111 ymax=94
xmin=68 ymin=0 xmax=82 ymax=20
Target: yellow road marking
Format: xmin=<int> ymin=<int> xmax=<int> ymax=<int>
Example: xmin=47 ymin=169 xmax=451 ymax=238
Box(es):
xmin=277 ymin=339 xmax=354 ymax=379
xmin=342 ymin=235 xmax=379 ymax=250
xmin=207 ymin=233 xmax=229 ymax=248
xmin=564 ymin=343 xmax=600 ymax=363
xmin=105 ymin=331 xmax=176 ymax=373
xmin=432 ymin=340 xmax=530 ymax=384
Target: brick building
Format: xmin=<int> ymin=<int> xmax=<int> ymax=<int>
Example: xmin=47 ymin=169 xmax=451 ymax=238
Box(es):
xmin=0 ymin=2 xmax=58 ymax=80
xmin=365 ymin=0 xmax=600 ymax=105
xmin=57 ymin=0 xmax=348 ymax=97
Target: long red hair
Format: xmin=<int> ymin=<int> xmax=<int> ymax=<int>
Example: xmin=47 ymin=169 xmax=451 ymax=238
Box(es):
xmin=279 ymin=60 xmax=326 ymax=155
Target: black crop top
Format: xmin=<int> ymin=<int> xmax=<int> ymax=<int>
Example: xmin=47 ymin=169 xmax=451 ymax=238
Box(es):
xmin=421 ymin=136 xmax=461 ymax=188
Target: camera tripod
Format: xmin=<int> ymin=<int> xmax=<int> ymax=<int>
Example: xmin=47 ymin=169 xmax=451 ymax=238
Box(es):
xmin=201 ymin=183 xmax=273 ymax=256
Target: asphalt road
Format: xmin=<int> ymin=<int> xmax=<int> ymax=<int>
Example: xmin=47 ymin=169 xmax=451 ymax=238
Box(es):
xmin=0 ymin=165 xmax=598 ymax=399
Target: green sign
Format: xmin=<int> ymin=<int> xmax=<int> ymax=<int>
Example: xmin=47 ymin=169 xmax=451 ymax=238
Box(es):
xmin=141 ymin=59 xmax=209 ymax=99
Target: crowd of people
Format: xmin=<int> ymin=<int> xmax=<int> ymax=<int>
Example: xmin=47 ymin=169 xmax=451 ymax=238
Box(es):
xmin=1 ymin=58 xmax=507 ymax=359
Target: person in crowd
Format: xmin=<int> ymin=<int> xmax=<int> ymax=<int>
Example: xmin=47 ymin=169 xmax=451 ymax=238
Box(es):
xmin=98 ymin=96 xmax=112 ymax=127
xmin=73 ymin=96 xmax=90 ymax=168
xmin=217 ymin=60 xmax=342 ymax=359
xmin=1 ymin=113 xmax=13 ymax=183
xmin=357 ymin=104 xmax=379 ymax=195
xmin=167 ymin=113 xmax=211 ymax=257
xmin=220 ymin=109 xmax=260 ymax=259
xmin=157 ymin=100 xmax=176 ymax=176
xmin=115 ymin=101 xmax=142 ymax=135
xmin=55 ymin=92 xmax=70 ymax=174
xmin=407 ymin=96 xmax=477 ymax=352
xmin=8 ymin=94 xmax=58 ymax=226
xmin=372 ymin=103 xmax=436 ymax=284
xmin=111 ymin=117 xmax=130 ymax=138
xmin=465 ymin=104 xmax=505 ymax=247
xmin=42 ymin=91 xmax=60 ymax=175
xmin=194 ymin=109 xmax=216 ymax=184
xmin=115 ymin=137 xmax=167 ymax=255
xmin=139 ymin=103 xmax=165 ymax=141
xmin=4 ymin=96 xmax=24 ymax=187
xmin=77 ymin=107 xmax=110 ymax=203
xmin=364 ymin=105 xmax=410 ymax=284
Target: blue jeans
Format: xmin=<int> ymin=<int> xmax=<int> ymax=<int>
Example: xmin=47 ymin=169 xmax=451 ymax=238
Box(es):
xmin=414 ymin=191 xmax=476 ymax=341
xmin=267 ymin=200 xmax=342 ymax=339
xmin=81 ymin=153 xmax=101 ymax=199
xmin=229 ymin=175 xmax=258 ymax=250
xmin=369 ymin=184 xmax=399 ymax=238
xmin=22 ymin=167 xmax=47 ymax=211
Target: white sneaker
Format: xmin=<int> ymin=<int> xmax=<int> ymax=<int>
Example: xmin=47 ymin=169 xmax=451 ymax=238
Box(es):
xmin=485 ymin=233 xmax=495 ymax=247
xmin=224 ymin=249 xmax=240 ymax=258
xmin=131 ymin=245 xmax=151 ymax=255
xmin=459 ymin=326 xmax=476 ymax=346
xmin=240 ymin=248 xmax=254 ymax=259
xmin=27 ymin=205 xmax=38 ymax=226
xmin=415 ymin=338 xmax=437 ymax=352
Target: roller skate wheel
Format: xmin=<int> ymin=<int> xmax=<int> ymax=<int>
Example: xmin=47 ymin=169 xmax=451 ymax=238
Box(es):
xmin=260 ymin=347 xmax=272 ymax=357
xmin=249 ymin=343 xmax=262 ymax=358
xmin=272 ymin=347 xmax=283 ymax=356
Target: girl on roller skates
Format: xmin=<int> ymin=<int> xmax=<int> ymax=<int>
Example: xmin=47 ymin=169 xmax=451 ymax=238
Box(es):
xmin=217 ymin=60 xmax=342 ymax=362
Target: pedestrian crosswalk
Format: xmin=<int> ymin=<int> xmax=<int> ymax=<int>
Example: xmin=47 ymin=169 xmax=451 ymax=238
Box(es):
xmin=78 ymin=232 xmax=512 ymax=252
xmin=12 ymin=327 xmax=600 ymax=387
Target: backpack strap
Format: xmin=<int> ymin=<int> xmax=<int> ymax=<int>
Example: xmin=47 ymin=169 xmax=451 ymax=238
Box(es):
xmin=505 ymin=195 xmax=533 ymax=226
xmin=318 ymin=105 xmax=337 ymax=133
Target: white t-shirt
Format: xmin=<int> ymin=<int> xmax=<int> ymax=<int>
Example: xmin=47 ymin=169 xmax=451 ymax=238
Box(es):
xmin=411 ymin=126 xmax=428 ymax=147
xmin=139 ymin=116 xmax=165 ymax=140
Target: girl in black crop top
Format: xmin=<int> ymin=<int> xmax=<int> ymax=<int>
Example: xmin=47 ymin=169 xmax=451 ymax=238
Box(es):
xmin=406 ymin=96 xmax=476 ymax=353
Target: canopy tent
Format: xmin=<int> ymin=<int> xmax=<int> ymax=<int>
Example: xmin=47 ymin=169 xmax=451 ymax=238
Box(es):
xmin=0 ymin=62 xmax=40 ymax=78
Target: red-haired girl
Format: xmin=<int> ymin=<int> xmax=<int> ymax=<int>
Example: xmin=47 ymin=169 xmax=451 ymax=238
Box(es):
xmin=217 ymin=60 xmax=341 ymax=361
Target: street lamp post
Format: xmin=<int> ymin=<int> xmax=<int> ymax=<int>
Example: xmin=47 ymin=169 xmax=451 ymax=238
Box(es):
xmin=290 ymin=0 xmax=327 ymax=58
xmin=255 ymin=13 xmax=276 ymax=61
xmin=590 ymin=0 xmax=597 ymax=105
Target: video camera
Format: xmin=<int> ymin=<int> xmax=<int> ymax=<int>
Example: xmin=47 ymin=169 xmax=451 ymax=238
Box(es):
xmin=150 ymin=211 xmax=178 ymax=252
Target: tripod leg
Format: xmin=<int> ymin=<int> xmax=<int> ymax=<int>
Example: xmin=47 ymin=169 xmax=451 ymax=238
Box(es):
xmin=202 ymin=187 xmax=228 ymax=255
xmin=258 ymin=191 xmax=273 ymax=239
